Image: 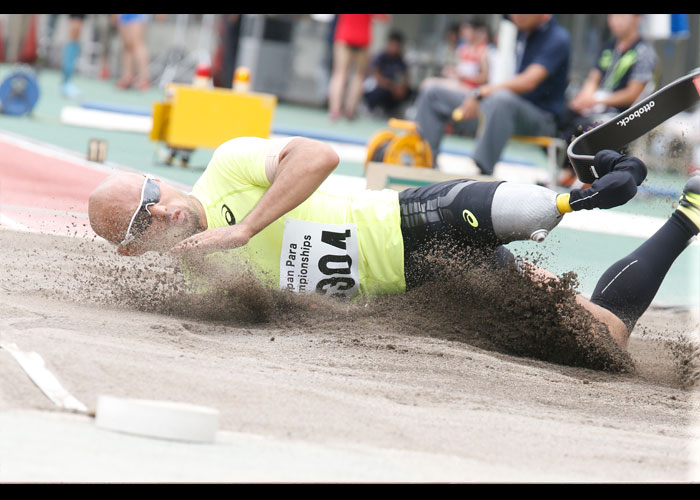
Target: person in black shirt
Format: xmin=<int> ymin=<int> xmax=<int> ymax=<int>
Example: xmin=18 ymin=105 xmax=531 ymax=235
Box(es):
xmin=558 ymin=14 xmax=657 ymax=186
xmin=362 ymin=30 xmax=411 ymax=118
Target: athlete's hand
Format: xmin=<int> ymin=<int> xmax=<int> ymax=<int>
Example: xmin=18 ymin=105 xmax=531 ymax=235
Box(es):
xmin=169 ymin=225 xmax=254 ymax=256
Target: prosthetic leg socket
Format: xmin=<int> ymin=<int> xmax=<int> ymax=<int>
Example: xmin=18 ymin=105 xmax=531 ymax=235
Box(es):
xmin=491 ymin=183 xmax=563 ymax=243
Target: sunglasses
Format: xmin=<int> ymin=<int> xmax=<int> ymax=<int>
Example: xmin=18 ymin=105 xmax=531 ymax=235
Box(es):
xmin=120 ymin=175 xmax=161 ymax=246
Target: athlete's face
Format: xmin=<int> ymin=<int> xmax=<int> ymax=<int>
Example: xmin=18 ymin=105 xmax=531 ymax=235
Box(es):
xmin=88 ymin=173 xmax=203 ymax=255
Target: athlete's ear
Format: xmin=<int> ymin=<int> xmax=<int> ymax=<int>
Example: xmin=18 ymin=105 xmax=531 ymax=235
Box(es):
xmin=117 ymin=242 xmax=146 ymax=256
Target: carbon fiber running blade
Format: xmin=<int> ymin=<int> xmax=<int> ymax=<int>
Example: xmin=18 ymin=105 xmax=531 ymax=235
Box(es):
xmin=567 ymin=67 xmax=700 ymax=184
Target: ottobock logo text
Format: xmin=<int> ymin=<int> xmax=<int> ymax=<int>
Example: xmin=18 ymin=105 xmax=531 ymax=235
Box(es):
xmin=617 ymin=101 xmax=655 ymax=127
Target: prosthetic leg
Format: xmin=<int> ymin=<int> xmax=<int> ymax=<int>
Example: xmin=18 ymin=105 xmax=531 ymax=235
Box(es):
xmin=490 ymin=150 xmax=648 ymax=243
xmin=491 ymin=182 xmax=564 ymax=243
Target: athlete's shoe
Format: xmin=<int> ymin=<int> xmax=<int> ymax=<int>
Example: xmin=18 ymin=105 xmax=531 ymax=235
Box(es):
xmin=678 ymin=175 xmax=700 ymax=230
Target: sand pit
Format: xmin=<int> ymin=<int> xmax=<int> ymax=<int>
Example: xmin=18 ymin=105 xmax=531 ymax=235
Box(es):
xmin=1 ymin=227 xmax=698 ymax=482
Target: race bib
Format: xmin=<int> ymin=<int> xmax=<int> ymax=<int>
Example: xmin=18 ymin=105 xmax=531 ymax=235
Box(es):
xmin=279 ymin=218 xmax=360 ymax=298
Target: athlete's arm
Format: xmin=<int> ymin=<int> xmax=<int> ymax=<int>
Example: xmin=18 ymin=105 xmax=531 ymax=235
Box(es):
xmin=257 ymin=137 xmax=340 ymax=233
xmin=170 ymin=137 xmax=340 ymax=255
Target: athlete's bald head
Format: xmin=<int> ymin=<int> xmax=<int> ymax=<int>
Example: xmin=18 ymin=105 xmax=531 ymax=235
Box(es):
xmin=89 ymin=172 xmax=146 ymax=246
xmin=88 ymin=173 xmax=205 ymax=255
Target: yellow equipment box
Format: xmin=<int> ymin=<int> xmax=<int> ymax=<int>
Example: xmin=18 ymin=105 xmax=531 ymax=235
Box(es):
xmin=150 ymin=84 xmax=277 ymax=150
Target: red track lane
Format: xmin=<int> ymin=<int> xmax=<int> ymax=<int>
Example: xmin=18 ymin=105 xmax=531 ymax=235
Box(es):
xmin=0 ymin=138 xmax=109 ymax=236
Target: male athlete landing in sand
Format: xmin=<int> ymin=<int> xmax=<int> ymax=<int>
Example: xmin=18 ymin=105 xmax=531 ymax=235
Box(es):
xmin=88 ymin=136 xmax=700 ymax=351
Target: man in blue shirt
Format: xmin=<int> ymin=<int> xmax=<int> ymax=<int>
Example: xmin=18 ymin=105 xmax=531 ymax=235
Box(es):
xmin=414 ymin=14 xmax=570 ymax=175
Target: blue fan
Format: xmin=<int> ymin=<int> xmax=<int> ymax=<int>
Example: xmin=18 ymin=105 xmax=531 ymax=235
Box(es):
xmin=0 ymin=69 xmax=40 ymax=116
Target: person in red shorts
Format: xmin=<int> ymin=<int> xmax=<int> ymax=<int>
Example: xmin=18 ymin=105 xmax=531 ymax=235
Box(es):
xmin=328 ymin=14 xmax=389 ymax=121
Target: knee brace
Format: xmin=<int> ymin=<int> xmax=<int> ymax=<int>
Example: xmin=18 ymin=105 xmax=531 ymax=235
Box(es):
xmin=491 ymin=183 xmax=563 ymax=243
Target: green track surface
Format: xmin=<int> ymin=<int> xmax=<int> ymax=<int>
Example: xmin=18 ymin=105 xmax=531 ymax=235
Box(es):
xmin=2 ymin=64 xmax=697 ymax=308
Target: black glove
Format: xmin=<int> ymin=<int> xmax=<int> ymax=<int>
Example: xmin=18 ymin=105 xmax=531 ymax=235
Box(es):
xmin=568 ymin=150 xmax=648 ymax=211
xmin=591 ymin=149 xmax=647 ymax=185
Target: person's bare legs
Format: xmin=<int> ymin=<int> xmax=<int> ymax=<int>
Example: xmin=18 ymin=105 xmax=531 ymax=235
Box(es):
xmin=118 ymin=21 xmax=150 ymax=89
xmin=344 ymin=48 xmax=369 ymax=119
xmin=61 ymin=16 xmax=84 ymax=98
xmin=328 ymin=42 xmax=352 ymax=120
xmin=68 ymin=17 xmax=82 ymax=42
xmin=523 ymin=262 xmax=630 ymax=349
xmin=130 ymin=21 xmax=150 ymax=89
xmin=117 ymin=23 xmax=135 ymax=87
xmin=580 ymin=297 xmax=630 ymax=349
xmin=98 ymin=14 xmax=114 ymax=79
xmin=522 ymin=175 xmax=700 ymax=352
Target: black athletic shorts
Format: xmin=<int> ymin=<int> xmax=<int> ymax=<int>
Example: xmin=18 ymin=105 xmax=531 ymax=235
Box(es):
xmin=398 ymin=179 xmax=519 ymax=288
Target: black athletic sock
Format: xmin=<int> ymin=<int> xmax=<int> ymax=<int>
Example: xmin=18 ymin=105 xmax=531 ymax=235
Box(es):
xmin=568 ymin=150 xmax=647 ymax=211
xmin=590 ymin=210 xmax=699 ymax=331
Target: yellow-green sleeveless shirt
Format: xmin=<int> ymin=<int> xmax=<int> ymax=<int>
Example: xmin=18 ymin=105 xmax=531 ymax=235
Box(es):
xmin=190 ymin=137 xmax=406 ymax=298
